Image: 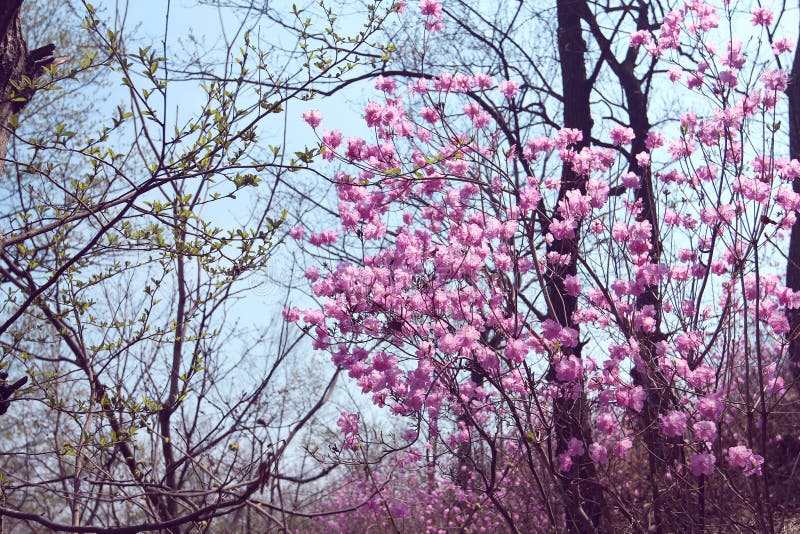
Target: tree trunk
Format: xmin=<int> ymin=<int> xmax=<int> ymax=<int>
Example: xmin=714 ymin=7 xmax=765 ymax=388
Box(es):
xmin=0 ymin=1 xmax=28 ymax=418
xmin=548 ymin=1 xmax=605 ymax=531
xmin=0 ymin=0 xmax=26 ymax=166
xmin=786 ymin=1 xmax=800 ymax=393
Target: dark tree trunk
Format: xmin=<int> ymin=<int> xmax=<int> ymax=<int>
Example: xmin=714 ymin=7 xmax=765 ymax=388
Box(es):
xmin=0 ymin=1 xmax=58 ymax=166
xmin=0 ymin=1 xmax=28 ymax=418
xmin=0 ymin=2 xmax=59 ymax=419
xmin=585 ymin=9 xmax=679 ymax=531
xmin=579 ymin=3 xmax=692 ymax=528
xmin=786 ymin=2 xmax=800 ymax=393
xmin=547 ymin=1 xmax=605 ymax=531
xmin=625 ymin=78 xmax=680 ymax=534
xmin=0 ymin=0 xmax=26 ymax=166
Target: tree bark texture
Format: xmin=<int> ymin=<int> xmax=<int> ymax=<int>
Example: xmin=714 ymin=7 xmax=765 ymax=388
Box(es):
xmin=0 ymin=2 xmax=28 ymax=416
xmin=548 ymin=1 xmax=605 ymax=531
xmin=0 ymin=0 xmax=26 ymax=166
xmin=786 ymin=2 xmax=800 ymax=392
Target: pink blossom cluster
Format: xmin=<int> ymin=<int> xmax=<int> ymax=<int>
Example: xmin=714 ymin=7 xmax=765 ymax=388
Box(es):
xmin=418 ymin=0 xmax=443 ymax=31
xmin=286 ymin=1 xmax=800 ymax=525
xmin=337 ymin=412 xmax=361 ymax=450
xmin=312 ymin=453 xmax=553 ymax=531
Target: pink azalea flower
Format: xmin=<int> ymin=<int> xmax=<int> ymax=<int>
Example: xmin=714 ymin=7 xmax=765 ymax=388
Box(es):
xmin=772 ymin=38 xmax=794 ymax=55
xmin=693 ymin=421 xmax=717 ymax=442
xmin=696 ymin=394 xmax=724 ymax=420
xmin=302 ymin=109 xmax=323 ymax=128
xmin=418 ymin=0 xmax=441 ymax=17
xmin=374 ymin=75 xmax=397 ymax=93
xmin=558 ymin=452 xmax=573 ymax=472
xmin=596 ymin=412 xmax=616 ymax=434
xmin=751 ymin=7 xmax=773 ymax=27
xmin=660 ymin=410 xmax=688 ymax=438
xmin=589 ymin=442 xmax=609 ymax=465
xmin=690 ymin=452 xmax=715 ymax=476
xmin=282 ymin=306 xmax=301 ymax=323
xmin=614 ymin=438 xmax=633 ymax=458
xmin=473 ymin=72 xmax=494 ymax=89
xmin=727 ymin=445 xmax=764 ymax=476
xmin=610 ymin=126 xmax=635 ymax=146
xmin=337 ymin=412 xmax=360 ymax=450
xmin=499 ymin=79 xmax=520 ymax=99
xmin=629 ymin=30 xmax=652 ymax=48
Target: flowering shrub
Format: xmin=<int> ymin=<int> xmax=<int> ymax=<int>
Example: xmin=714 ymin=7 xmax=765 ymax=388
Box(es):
xmin=288 ymin=0 xmax=800 ymax=530
xmin=312 ymin=453 xmax=552 ymax=533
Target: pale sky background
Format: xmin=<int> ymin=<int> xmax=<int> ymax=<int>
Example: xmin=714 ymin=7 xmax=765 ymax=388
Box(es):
xmin=90 ymin=0 xmax=401 ymax=427
xmin=91 ymin=0 xmax=375 ymax=315
xmin=76 ymin=0 xmax=800 ymax=430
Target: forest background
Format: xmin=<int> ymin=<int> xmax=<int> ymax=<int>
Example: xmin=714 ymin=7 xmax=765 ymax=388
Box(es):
xmin=1 ymin=0 xmax=800 ymax=532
